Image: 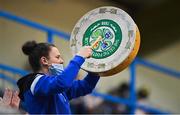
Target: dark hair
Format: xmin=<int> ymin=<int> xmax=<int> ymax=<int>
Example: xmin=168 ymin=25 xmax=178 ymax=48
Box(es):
xmin=22 ymin=41 xmax=55 ymax=72
xmin=137 ymin=88 xmax=149 ymax=100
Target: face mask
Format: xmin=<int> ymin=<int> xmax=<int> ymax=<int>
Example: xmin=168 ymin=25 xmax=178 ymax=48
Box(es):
xmin=49 ymin=63 xmax=64 ymax=75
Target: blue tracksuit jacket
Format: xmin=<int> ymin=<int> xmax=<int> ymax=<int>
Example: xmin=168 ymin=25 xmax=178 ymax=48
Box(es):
xmin=17 ymin=55 xmax=100 ymax=114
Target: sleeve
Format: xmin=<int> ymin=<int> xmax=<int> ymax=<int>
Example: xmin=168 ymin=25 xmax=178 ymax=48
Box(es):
xmin=65 ymin=72 xmax=100 ymax=100
xmin=31 ymin=55 xmax=85 ymax=96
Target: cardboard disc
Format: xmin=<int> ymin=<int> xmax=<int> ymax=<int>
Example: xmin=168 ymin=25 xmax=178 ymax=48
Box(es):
xmin=70 ymin=6 xmax=140 ymax=76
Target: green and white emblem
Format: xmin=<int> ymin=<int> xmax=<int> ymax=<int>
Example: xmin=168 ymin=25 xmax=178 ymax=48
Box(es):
xmin=83 ymin=19 xmax=122 ymax=59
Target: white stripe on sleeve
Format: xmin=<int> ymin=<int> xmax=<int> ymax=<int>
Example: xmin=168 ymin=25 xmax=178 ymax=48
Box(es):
xmin=30 ymin=74 xmax=43 ymax=95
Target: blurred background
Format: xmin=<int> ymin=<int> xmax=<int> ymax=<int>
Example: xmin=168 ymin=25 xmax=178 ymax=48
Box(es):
xmin=0 ymin=0 xmax=180 ymax=114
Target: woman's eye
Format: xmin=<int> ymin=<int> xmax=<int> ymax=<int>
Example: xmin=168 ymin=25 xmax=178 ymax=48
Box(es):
xmin=56 ymin=56 xmax=60 ymax=59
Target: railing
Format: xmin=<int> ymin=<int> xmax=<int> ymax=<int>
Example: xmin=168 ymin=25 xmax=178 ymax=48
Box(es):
xmin=0 ymin=10 xmax=70 ymax=42
xmin=136 ymin=58 xmax=180 ymax=79
xmin=0 ymin=10 xmax=180 ymax=114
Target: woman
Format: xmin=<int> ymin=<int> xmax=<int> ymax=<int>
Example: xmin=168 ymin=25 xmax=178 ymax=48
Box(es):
xmin=17 ymin=41 xmax=100 ymax=114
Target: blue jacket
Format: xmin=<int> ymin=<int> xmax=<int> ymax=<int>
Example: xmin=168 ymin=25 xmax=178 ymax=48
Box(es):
xmin=17 ymin=55 xmax=100 ymax=114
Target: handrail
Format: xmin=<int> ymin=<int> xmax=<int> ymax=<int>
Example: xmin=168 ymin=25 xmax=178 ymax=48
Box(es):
xmin=0 ymin=63 xmax=29 ymax=76
xmin=92 ymin=91 xmax=131 ymax=105
xmin=0 ymin=10 xmax=70 ymax=42
xmin=135 ymin=58 xmax=180 ymax=78
xmin=129 ymin=61 xmax=137 ymax=113
xmin=137 ymin=104 xmax=169 ymax=114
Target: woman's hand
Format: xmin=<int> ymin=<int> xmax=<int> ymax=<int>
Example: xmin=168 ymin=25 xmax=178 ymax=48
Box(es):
xmin=77 ymin=46 xmax=92 ymax=58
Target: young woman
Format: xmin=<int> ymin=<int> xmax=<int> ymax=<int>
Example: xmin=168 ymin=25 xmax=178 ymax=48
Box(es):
xmin=17 ymin=41 xmax=100 ymax=114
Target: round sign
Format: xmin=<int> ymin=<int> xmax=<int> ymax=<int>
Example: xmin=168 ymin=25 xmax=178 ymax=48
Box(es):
xmin=70 ymin=6 xmax=140 ymax=76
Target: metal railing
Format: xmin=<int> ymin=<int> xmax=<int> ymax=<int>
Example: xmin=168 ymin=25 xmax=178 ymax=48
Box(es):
xmin=0 ymin=10 xmax=70 ymax=42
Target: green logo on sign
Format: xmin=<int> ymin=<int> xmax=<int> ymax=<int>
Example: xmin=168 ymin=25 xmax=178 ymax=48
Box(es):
xmin=83 ymin=19 xmax=122 ymax=59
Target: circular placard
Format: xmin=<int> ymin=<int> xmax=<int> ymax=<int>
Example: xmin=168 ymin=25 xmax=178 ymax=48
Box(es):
xmin=70 ymin=6 xmax=140 ymax=76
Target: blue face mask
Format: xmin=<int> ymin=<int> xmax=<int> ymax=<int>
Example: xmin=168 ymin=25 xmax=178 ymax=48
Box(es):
xmin=49 ymin=63 xmax=64 ymax=75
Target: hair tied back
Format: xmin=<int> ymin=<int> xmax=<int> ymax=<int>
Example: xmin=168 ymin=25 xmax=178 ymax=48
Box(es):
xmin=22 ymin=40 xmax=38 ymax=55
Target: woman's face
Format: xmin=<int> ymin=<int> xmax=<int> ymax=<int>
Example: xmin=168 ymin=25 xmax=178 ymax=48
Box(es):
xmin=47 ymin=46 xmax=64 ymax=65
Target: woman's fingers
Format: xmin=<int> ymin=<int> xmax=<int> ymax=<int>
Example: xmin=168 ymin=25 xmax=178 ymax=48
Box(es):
xmin=10 ymin=91 xmax=20 ymax=108
xmin=2 ymin=88 xmax=13 ymax=106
